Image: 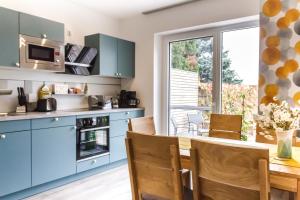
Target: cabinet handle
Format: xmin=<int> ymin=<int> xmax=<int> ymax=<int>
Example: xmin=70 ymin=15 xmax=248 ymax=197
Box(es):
xmin=0 ymin=134 xmax=6 ymax=140
xmin=92 ymin=160 xmax=97 ymax=164
xmin=119 ymin=73 xmax=122 ymax=76
xmin=73 ymin=126 xmax=77 ymax=130
xmin=125 ymin=112 xmax=130 ymax=115
xmin=115 ymin=73 xmax=118 ymax=76
xmin=15 ymin=62 xmax=20 ymax=67
xmin=126 ymin=119 xmax=129 ymax=123
xmin=42 ymin=34 xmax=47 ymax=39
xmin=54 ymin=117 xmax=59 ymax=121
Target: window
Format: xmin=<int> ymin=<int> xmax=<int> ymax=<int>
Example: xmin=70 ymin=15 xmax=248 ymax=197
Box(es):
xmin=167 ymin=21 xmax=259 ymax=139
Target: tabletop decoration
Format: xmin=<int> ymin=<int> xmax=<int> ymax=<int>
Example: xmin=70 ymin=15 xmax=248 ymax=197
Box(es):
xmin=256 ymin=100 xmax=300 ymax=159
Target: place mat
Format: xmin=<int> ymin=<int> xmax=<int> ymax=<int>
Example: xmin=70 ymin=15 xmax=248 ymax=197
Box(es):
xmin=269 ymin=146 xmax=300 ymax=168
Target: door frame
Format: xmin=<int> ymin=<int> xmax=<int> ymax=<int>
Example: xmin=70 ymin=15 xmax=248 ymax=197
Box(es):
xmin=161 ymin=19 xmax=259 ymax=135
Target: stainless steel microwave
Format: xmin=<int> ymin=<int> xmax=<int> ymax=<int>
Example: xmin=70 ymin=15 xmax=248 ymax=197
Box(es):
xmin=19 ymin=34 xmax=65 ymax=72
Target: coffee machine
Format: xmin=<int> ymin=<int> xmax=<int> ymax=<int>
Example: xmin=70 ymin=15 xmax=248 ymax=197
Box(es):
xmin=119 ymin=90 xmax=140 ymax=108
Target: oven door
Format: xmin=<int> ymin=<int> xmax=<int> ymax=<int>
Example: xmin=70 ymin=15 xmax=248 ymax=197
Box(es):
xmin=19 ymin=34 xmax=65 ymax=72
xmin=77 ymin=127 xmax=109 ymax=160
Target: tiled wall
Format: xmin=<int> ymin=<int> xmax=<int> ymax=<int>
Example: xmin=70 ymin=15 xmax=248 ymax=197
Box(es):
xmin=0 ymin=68 xmax=121 ymax=113
xmin=259 ymin=0 xmax=300 ymax=106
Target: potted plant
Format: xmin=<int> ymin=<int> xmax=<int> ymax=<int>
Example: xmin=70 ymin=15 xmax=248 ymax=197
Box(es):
xmin=255 ymin=101 xmax=300 ymax=159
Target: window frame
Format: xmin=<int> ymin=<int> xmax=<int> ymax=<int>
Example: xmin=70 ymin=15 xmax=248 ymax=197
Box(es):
xmin=162 ymin=20 xmax=259 ymax=135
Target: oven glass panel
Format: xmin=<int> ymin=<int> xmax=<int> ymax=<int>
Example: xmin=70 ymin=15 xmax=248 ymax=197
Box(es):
xmin=28 ymin=44 xmax=55 ymax=62
xmin=79 ymin=129 xmax=109 ymax=158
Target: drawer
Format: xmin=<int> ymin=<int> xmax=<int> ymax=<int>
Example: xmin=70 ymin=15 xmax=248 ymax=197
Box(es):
xmin=77 ymin=155 xmax=109 ymax=173
xmin=0 ymin=120 xmax=30 ymax=133
xmin=110 ymin=119 xmax=128 ymax=137
xmin=270 ymin=174 xmax=298 ymax=192
xmin=32 ymin=116 xmax=76 ymax=129
xmin=110 ymin=110 xmax=144 ymax=121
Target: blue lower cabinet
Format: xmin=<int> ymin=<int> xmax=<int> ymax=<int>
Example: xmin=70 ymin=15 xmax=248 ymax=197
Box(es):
xmin=32 ymin=126 xmax=76 ymax=186
xmin=110 ymin=119 xmax=128 ymax=138
xmin=77 ymin=155 xmax=109 ymax=173
xmin=110 ymin=135 xmax=127 ymax=163
xmin=0 ymin=131 xmax=31 ymax=197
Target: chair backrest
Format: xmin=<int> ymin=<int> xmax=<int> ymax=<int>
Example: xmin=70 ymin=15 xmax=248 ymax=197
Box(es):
xmin=128 ymin=116 xmax=156 ymax=135
xmin=190 ymin=139 xmax=270 ymax=200
xmin=209 ymin=113 xmax=242 ymax=140
xmin=187 ymin=112 xmax=204 ymax=124
xmin=126 ymin=131 xmax=184 ymax=200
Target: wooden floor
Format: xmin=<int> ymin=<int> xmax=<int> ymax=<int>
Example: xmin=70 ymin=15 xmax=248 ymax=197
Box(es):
xmin=25 ymin=164 xmax=289 ymax=200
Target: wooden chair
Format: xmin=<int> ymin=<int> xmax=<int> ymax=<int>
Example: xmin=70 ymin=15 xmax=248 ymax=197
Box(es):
xmin=209 ymin=113 xmax=242 ymax=140
xmin=126 ymin=131 xmax=193 ymax=200
xmin=128 ymin=116 xmax=156 ymax=135
xmin=190 ymin=138 xmax=270 ymax=200
xmin=128 ymin=116 xmax=191 ymax=189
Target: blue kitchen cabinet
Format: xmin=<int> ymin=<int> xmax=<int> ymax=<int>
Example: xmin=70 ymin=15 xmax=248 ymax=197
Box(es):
xmin=85 ymin=34 xmax=118 ymax=76
xmin=117 ymin=39 xmax=135 ymax=78
xmin=110 ymin=119 xmax=128 ymax=138
xmin=85 ymin=34 xmax=135 ymax=78
xmin=19 ymin=12 xmax=64 ymax=42
xmin=110 ymin=135 xmax=127 ymax=163
xmin=0 ymin=7 xmax=19 ymax=68
xmin=32 ymin=126 xmax=76 ymax=186
xmin=0 ymin=130 xmax=31 ymax=197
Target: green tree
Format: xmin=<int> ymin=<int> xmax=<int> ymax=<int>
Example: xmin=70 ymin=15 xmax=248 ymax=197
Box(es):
xmin=171 ymin=39 xmax=242 ymax=84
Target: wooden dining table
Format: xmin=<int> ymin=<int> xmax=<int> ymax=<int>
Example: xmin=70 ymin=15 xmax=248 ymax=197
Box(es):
xmin=178 ymin=136 xmax=300 ymax=200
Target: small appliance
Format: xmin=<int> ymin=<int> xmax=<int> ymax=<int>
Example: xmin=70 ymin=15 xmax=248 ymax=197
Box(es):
xmin=76 ymin=115 xmax=109 ymax=160
xmin=88 ymin=95 xmax=112 ymax=110
xmin=36 ymin=98 xmax=57 ymax=112
xmin=119 ymin=90 xmax=140 ymax=108
xmin=19 ymin=34 xmax=65 ymax=72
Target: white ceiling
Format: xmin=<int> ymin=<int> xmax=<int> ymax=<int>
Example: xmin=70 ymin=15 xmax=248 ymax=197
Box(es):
xmin=68 ymin=0 xmax=192 ymax=19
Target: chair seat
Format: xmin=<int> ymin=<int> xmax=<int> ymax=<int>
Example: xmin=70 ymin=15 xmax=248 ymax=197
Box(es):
xmin=142 ymin=187 xmax=193 ymax=200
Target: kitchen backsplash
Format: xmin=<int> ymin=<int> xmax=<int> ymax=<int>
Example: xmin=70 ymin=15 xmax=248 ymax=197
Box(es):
xmin=0 ymin=68 xmax=121 ymax=113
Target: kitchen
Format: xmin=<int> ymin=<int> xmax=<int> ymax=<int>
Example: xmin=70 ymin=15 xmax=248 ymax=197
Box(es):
xmin=0 ymin=1 xmax=145 ymax=199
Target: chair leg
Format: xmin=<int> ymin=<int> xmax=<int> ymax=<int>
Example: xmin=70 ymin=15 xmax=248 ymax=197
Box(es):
xmin=181 ymin=170 xmax=191 ymax=189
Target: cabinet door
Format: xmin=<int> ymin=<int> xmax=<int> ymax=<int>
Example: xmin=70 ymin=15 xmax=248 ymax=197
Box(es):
xmin=19 ymin=13 xmax=64 ymax=42
xmin=32 ymin=126 xmax=76 ymax=186
xmin=0 ymin=7 xmax=19 ymax=68
xmin=110 ymin=119 xmax=128 ymax=138
xmin=0 ymin=131 xmax=31 ymax=196
xmin=99 ymin=34 xmax=118 ymax=76
xmin=110 ymin=135 xmax=126 ymax=163
xmin=117 ymin=39 xmax=135 ymax=78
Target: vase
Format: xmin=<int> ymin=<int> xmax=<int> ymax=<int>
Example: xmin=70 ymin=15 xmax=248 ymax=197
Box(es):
xmin=276 ymin=130 xmax=293 ymax=159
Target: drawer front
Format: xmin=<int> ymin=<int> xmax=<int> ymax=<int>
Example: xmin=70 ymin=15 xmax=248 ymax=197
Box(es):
xmin=77 ymin=155 xmax=109 ymax=173
xmin=110 ymin=135 xmax=127 ymax=163
xmin=110 ymin=119 xmax=128 ymax=138
xmin=110 ymin=110 xmax=144 ymax=121
xmin=270 ymin=174 xmax=298 ymax=192
xmin=32 ymin=116 xmax=76 ymax=129
xmin=0 ymin=120 xmax=30 ymax=133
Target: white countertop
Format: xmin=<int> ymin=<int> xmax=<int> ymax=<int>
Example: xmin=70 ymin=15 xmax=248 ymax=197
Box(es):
xmin=0 ymin=108 xmax=144 ymax=122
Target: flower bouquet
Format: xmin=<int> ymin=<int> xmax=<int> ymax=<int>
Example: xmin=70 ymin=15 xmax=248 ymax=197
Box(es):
xmin=255 ymin=101 xmax=300 ymax=159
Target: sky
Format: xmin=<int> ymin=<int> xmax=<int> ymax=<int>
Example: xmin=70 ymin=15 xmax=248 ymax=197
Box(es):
xmin=222 ymin=27 xmax=260 ymax=86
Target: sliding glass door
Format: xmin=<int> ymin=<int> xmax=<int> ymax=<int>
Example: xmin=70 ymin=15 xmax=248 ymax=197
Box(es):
xmin=167 ymin=22 xmax=259 ymax=138
xmin=169 ymin=37 xmax=213 ymax=136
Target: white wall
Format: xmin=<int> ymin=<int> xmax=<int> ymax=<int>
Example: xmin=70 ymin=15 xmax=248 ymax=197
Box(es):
xmin=0 ymin=0 xmax=122 ymax=112
xmin=119 ymin=0 xmax=260 ymax=132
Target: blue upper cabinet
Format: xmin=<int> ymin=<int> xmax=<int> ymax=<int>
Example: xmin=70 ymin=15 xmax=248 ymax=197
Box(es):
xmin=32 ymin=126 xmax=76 ymax=186
xmin=117 ymin=39 xmax=135 ymax=78
xmin=85 ymin=34 xmax=135 ymax=78
xmin=19 ymin=12 xmax=64 ymax=42
xmin=0 ymin=130 xmax=31 ymax=197
xmin=0 ymin=7 xmax=19 ymax=68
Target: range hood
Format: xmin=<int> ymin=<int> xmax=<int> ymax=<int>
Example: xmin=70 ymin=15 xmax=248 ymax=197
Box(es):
xmin=65 ymin=43 xmax=97 ymax=76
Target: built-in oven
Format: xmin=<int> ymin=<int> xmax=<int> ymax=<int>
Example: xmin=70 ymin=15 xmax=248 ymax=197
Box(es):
xmin=19 ymin=34 xmax=65 ymax=72
xmin=76 ymin=115 xmax=110 ymax=161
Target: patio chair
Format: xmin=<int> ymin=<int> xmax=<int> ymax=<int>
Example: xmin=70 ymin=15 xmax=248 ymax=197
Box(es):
xmin=187 ymin=112 xmax=208 ymax=136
